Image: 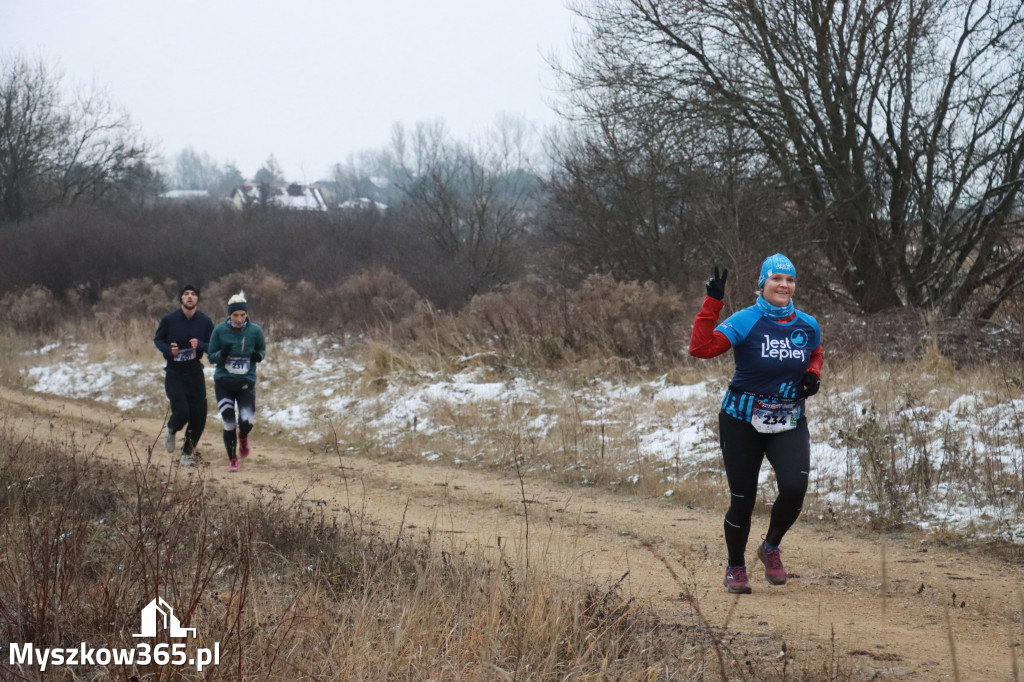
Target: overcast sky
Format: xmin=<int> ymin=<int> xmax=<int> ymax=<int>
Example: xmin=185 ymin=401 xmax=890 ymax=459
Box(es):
xmin=1 ymin=0 xmax=578 ymax=182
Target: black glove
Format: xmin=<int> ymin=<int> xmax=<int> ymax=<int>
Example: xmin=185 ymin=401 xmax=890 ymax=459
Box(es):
xmin=801 ymin=372 xmax=820 ymax=397
xmin=705 ymin=267 xmax=728 ymax=300
xmin=220 ymin=345 xmax=233 ymax=360
xmin=251 ymin=351 xmax=263 ymax=363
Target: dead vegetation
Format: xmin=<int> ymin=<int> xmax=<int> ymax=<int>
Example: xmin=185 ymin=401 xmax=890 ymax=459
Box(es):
xmin=7 ymin=270 xmax=1024 ymax=677
xmin=0 ymin=425 xmax=862 ymax=680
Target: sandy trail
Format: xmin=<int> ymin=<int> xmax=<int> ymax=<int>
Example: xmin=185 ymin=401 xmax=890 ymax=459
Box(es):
xmin=3 ymin=384 xmax=1022 ymax=679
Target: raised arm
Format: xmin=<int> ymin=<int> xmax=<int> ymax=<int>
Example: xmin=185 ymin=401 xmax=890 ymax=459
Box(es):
xmin=690 ymin=267 xmax=732 ymax=359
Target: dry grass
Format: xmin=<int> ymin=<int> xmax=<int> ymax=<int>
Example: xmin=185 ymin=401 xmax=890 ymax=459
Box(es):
xmin=804 ymin=348 xmax=1024 ymax=543
xmin=7 ymin=273 xmax=1024 ymax=548
xmin=0 ymin=422 xmax=849 ymax=680
xmin=1 ymin=270 xmax=694 ymax=370
xmin=11 ymin=296 xmax=1024 ymax=552
xmin=321 ymin=336 xmax=1024 ymax=556
xmin=18 ymin=275 xmax=1024 ymax=678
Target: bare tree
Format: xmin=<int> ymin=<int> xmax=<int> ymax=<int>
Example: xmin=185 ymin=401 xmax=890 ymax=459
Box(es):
xmin=216 ymin=163 xmax=245 ymax=198
xmin=0 ymin=55 xmax=150 ymax=221
xmin=388 ymin=120 xmax=539 ymax=306
xmin=172 ymin=147 xmax=220 ymax=191
xmin=541 ymin=103 xmax=805 ymax=289
xmin=253 ymin=154 xmax=285 ymax=185
xmin=169 ymin=148 xmax=244 ymax=198
xmin=328 ymin=148 xmax=395 ymax=206
xmin=562 ymin=0 xmax=1024 ymax=316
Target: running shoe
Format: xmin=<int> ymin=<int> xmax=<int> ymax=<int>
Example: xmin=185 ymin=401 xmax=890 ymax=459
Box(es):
xmin=164 ymin=426 xmax=176 ymax=453
xmin=227 ymin=459 xmax=239 ymax=472
xmin=723 ymin=566 xmax=752 ymax=594
xmin=757 ymin=542 xmax=788 ymax=585
xmin=179 ymin=453 xmax=196 ymax=467
xmin=239 ymin=436 xmax=250 ymax=458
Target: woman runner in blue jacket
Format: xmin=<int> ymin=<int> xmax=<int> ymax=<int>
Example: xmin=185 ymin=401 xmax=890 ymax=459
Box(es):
xmin=689 ymin=254 xmax=823 ymax=594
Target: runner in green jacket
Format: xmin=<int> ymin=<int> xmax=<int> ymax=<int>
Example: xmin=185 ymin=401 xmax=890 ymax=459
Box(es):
xmin=207 ymin=291 xmax=266 ymax=472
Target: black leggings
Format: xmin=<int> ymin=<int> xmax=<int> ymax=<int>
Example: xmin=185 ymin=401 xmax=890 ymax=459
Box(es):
xmin=719 ymin=412 xmax=810 ymax=567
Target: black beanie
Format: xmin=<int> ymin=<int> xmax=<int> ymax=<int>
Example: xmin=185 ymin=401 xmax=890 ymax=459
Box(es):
xmin=180 ymin=284 xmax=200 ymax=300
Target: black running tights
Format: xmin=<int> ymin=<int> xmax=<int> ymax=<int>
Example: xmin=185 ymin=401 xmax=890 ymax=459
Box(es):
xmin=718 ymin=412 xmax=810 ymax=567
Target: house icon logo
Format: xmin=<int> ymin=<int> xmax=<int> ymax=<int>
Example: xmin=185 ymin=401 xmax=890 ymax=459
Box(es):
xmin=132 ymin=597 xmax=197 ymax=638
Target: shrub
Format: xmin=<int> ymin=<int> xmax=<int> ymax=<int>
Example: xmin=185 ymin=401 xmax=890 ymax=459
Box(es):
xmin=92 ymin=277 xmax=178 ymax=324
xmin=570 ymin=274 xmax=687 ymax=362
xmin=331 ymin=267 xmax=420 ymax=328
xmin=0 ymin=285 xmax=61 ymax=333
xmin=444 ymin=275 xmax=688 ymax=367
xmin=202 ymin=267 xmax=292 ymax=325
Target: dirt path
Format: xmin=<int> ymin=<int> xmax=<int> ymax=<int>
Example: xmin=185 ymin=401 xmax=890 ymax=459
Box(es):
xmin=3 ymin=384 xmax=1023 ymax=679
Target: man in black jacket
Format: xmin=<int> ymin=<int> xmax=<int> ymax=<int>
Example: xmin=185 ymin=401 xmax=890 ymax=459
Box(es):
xmin=153 ymin=284 xmax=214 ymax=465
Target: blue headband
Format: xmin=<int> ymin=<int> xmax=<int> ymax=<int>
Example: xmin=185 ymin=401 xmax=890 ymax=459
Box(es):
xmin=758 ymin=253 xmax=796 ymax=288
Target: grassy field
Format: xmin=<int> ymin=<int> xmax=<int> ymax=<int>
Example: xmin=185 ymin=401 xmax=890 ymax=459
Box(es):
xmin=4 ymin=273 xmax=1024 ymax=678
xmin=6 ymin=306 xmax=1024 ymax=553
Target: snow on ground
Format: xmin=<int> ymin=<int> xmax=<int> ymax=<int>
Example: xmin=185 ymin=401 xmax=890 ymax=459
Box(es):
xmin=12 ymin=337 xmax=1024 ymax=544
xmin=25 ymin=345 xmax=152 ymax=410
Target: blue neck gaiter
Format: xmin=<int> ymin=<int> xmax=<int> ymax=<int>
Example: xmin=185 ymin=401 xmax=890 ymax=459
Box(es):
xmin=756 ymin=295 xmax=795 ymax=320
